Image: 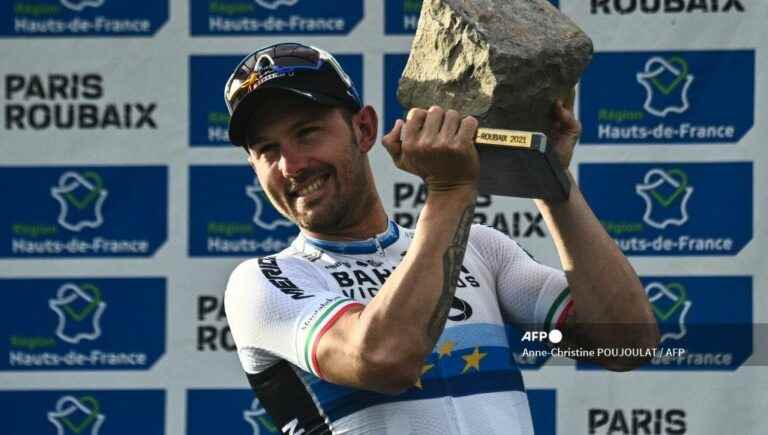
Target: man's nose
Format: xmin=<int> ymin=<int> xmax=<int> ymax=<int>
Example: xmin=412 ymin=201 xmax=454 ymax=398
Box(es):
xmin=278 ymin=142 xmax=309 ymax=177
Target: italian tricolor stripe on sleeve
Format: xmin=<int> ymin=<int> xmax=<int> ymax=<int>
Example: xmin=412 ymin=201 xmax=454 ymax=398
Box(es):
xmin=303 ymin=299 xmax=364 ymax=378
xmin=543 ymin=287 xmax=573 ymax=331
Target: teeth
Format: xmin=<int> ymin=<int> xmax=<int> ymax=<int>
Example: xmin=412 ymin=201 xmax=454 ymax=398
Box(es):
xmin=297 ymin=177 xmax=325 ymax=196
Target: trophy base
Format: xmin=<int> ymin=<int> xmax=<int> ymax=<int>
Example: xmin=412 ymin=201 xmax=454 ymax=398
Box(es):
xmin=475 ymin=128 xmax=571 ymax=201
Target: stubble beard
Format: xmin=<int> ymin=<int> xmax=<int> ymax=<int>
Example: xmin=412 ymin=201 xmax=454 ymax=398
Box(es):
xmin=293 ymin=128 xmax=371 ymax=234
xmin=294 ymin=158 xmax=370 ymax=234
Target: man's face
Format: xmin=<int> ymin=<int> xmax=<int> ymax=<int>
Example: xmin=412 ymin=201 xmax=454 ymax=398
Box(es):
xmin=244 ymin=96 xmax=370 ymax=233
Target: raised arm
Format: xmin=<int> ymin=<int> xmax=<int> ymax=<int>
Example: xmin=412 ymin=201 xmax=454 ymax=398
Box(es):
xmin=315 ymin=107 xmax=480 ymax=394
xmin=535 ymin=98 xmax=659 ymax=370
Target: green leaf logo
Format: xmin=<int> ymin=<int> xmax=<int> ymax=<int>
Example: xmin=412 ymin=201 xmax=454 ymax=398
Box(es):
xmin=62 ymin=284 xmax=102 ymax=322
xmin=64 ymin=172 xmax=104 ymax=210
xmin=650 ymin=57 xmax=689 ymax=95
xmin=650 ymin=169 xmax=688 ymax=208
xmin=651 ymin=283 xmax=688 ymax=321
xmin=61 ymin=396 xmax=100 ymax=434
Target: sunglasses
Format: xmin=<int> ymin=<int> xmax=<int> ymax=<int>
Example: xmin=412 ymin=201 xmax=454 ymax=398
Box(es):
xmin=224 ymin=43 xmax=361 ymax=115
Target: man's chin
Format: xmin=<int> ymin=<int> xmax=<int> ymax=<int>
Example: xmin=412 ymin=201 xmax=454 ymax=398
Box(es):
xmin=294 ymin=207 xmax=347 ymax=234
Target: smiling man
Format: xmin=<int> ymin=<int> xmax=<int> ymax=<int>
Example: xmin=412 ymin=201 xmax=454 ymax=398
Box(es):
xmin=223 ymin=43 xmax=659 ymax=435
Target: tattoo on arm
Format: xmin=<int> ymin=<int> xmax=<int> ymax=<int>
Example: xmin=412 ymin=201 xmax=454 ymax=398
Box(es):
xmin=427 ymin=205 xmax=475 ymax=341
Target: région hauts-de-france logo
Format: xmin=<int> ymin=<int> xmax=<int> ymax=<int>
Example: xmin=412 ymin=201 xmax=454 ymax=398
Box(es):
xmin=635 ymin=168 xmax=693 ymax=229
xmin=244 ymin=398 xmax=278 ymax=434
xmin=580 ymin=51 xmax=754 ymax=145
xmin=637 ymin=57 xmax=695 ymax=117
xmin=4 ymin=0 xmax=167 ymax=37
xmin=49 ymin=283 xmax=106 ymax=344
xmin=646 ymin=282 xmax=691 ymax=343
xmin=48 ymin=395 xmax=105 ymax=435
xmin=60 ymin=0 xmax=106 ymax=12
xmin=254 ymin=0 xmax=299 ymax=9
xmin=50 ymin=171 xmax=108 ymax=232
xmin=245 ymin=180 xmax=293 ymax=231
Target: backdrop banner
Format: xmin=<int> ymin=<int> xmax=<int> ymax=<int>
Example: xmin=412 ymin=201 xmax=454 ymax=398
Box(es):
xmin=1 ymin=1 xmax=766 ymax=434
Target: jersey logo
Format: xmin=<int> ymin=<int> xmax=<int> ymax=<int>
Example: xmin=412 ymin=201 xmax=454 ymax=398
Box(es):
xmin=254 ymin=0 xmax=300 ymax=10
xmin=48 ymin=395 xmax=105 ymax=435
xmin=49 ymin=283 xmax=106 ymax=344
xmin=356 ymin=259 xmax=383 ymax=268
xmin=448 ymin=296 xmax=473 ymax=322
xmin=243 ymin=398 xmax=278 ymax=434
xmin=635 ymin=168 xmax=693 ymax=229
xmin=245 ymin=179 xmax=294 ymax=231
xmin=281 ymin=418 xmax=306 ymax=435
xmin=258 ymin=257 xmax=313 ymax=300
xmin=646 ymin=282 xmax=692 ymax=343
xmin=636 ymin=56 xmax=694 ymax=117
xmin=51 ymin=171 xmax=108 ymax=232
xmin=300 ymin=251 xmax=322 ymax=262
xmin=323 ymin=261 xmax=351 ymax=270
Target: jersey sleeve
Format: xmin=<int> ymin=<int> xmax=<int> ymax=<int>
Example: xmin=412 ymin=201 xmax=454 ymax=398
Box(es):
xmin=225 ymin=256 xmax=364 ymax=378
xmin=468 ymin=224 xmax=573 ymax=331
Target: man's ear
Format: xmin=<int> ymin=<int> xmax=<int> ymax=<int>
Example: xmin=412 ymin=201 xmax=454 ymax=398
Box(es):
xmin=352 ymin=105 xmax=378 ymax=153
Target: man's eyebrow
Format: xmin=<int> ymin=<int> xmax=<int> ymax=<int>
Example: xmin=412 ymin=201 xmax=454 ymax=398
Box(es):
xmin=245 ymin=134 xmax=271 ymax=151
xmin=288 ymin=116 xmax=321 ymax=131
xmin=248 ymin=123 xmax=307 ymax=147
xmin=248 ymin=110 xmax=329 ymax=146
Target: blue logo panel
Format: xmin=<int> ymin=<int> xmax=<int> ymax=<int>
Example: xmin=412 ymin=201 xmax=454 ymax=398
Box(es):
xmin=580 ymin=50 xmax=754 ymax=144
xmin=0 ymin=166 xmax=167 ymax=258
xmin=187 ymin=389 xmax=277 ymax=435
xmin=384 ymin=53 xmax=409 ymax=133
xmin=579 ymin=162 xmax=752 ymax=256
xmin=385 ymin=0 xmax=559 ymax=34
xmin=577 ymin=276 xmax=752 ymax=371
xmin=191 ymin=0 xmax=363 ymax=35
xmin=189 ymin=165 xmax=298 ymax=256
xmin=189 ymin=54 xmax=363 ymax=147
xmin=2 ymin=0 xmax=168 ymax=37
xmin=528 ymin=389 xmax=556 ymax=435
xmin=1 ymin=390 xmax=164 ymax=435
xmin=0 ymin=278 xmax=166 ymax=371
xmin=384 ymin=0 xmax=422 ymax=34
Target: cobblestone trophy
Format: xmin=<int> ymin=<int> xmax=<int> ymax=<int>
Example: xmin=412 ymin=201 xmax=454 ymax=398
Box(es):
xmin=398 ymin=0 xmax=593 ymax=201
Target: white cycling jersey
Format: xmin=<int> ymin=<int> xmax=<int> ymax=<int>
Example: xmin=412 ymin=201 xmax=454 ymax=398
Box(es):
xmin=225 ymin=220 xmax=572 ymax=435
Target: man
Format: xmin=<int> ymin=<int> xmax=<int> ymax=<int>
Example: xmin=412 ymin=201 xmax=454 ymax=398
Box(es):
xmin=224 ymin=43 xmax=659 ymax=435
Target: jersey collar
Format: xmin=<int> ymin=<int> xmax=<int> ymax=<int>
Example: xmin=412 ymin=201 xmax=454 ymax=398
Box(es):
xmin=300 ymin=219 xmax=400 ymax=255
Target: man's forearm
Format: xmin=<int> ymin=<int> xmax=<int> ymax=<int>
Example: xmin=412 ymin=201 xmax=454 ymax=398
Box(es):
xmin=357 ymin=187 xmax=476 ymax=356
xmin=425 ymin=195 xmax=475 ymax=341
xmin=534 ymin=172 xmax=658 ymax=352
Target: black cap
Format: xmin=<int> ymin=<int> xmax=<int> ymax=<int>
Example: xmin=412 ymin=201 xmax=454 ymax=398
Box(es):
xmin=224 ymin=43 xmax=363 ymax=147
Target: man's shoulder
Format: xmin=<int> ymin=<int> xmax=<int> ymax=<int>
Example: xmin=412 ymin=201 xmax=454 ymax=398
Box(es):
xmin=466 ymin=223 xmax=532 ymax=262
xmin=225 ymin=248 xmax=327 ymax=303
xmin=232 ymin=243 xmax=318 ymax=274
xmin=468 ymin=223 xmax=510 ymax=245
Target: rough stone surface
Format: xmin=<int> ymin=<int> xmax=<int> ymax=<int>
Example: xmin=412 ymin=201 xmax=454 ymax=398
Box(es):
xmin=398 ymin=0 xmax=593 ymax=136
